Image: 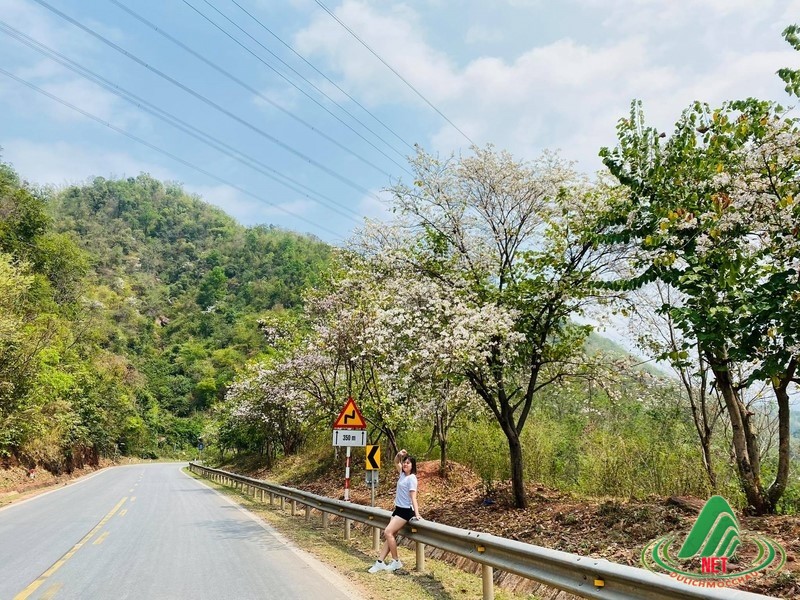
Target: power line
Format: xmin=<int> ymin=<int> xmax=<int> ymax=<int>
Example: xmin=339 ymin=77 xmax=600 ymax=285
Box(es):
xmin=0 ymin=67 xmax=345 ymax=241
xmin=0 ymin=21 xmax=364 ymax=223
xmin=312 ymin=0 xmax=475 ymax=146
xmin=180 ymin=0 xmax=411 ymax=171
xmin=108 ymin=0 xmax=406 ymax=176
xmin=226 ymin=0 xmax=415 ymax=153
xmin=31 ymin=0 xmax=382 ymax=201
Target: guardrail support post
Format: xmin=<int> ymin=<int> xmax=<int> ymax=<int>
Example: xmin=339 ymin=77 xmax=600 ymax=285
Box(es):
xmin=416 ymin=541 xmax=425 ymax=573
xmin=269 ymin=492 xmax=274 ymax=505
xmin=482 ymin=565 xmax=494 ymax=600
xmin=280 ymin=496 xmax=285 ymax=510
xmin=291 ymin=500 xmax=297 ymax=516
xmin=373 ymin=527 xmax=380 ymax=552
xmin=259 ymin=489 xmax=264 ymax=502
xmin=305 ymin=504 xmax=311 ymax=522
xmin=322 ymin=511 xmax=329 ymax=529
xmin=344 ymin=518 xmax=351 ymax=541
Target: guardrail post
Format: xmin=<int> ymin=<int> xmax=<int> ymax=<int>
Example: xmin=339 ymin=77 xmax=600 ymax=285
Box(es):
xmin=269 ymin=492 xmax=274 ymax=505
xmin=344 ymin=518 xmax=351 ymax=541
xmin=322 ymin=511 xmax=328 ymax=529
xmin=280 ymin=496 xmax=285 ymax=510
xmin=259 ymin=489 xmax=264 ymax=502
xmin=416 ymin=541 xmax=425 ymax=573
xmin=373 ymin=527 xmax=380 ymax=552
xmin=291 ymin=500 xmax=297 ymax=516
xmin=305 ymin=504 xmax=311 ymax=522
xmin=482 ymin=565 xmax=494 ymax=600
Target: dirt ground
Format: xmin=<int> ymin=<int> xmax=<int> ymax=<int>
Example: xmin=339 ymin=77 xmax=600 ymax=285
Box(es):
xmin=3 ymin=459 xmax=798 ymax=598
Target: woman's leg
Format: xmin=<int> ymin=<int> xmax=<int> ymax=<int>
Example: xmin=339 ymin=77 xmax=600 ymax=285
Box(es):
xmin=379 ymin=516 xmax=408 ymax=561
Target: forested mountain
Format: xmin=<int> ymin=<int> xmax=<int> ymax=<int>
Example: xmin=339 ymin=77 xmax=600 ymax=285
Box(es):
xmin=0 ymin=163 xmax=331 ymax=470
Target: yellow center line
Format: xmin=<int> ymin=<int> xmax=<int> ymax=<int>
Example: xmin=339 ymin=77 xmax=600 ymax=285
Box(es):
xmin=39 ymin=583 xmax=63 ymax=600
xmin=92 ymin=531 xmax=110 ymax=546
xmin=130 ymin=496 xmax=136 ymax=502
xmin=14 ymin=497 xmax=127 ymax=600
xmin=119 ymin=509 xmax=127 ymax=517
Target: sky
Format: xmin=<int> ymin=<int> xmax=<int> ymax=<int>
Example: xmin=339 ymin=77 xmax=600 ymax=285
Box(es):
xmin=1 ymin=0 xmax=798 ymax=245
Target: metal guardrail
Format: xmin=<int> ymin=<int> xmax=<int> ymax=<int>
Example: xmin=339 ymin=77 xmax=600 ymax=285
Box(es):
xmin=188 ymin=462 xmax=774 ymax=600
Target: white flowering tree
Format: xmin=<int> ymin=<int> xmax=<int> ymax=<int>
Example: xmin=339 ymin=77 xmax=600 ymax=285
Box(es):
xmin=224 ymin=360 xmax=315 ymax=464
xmin=353 ymin=258 xmax=502 ymax=472
xmin=302 ymin=267 xmax=413 ymax=452
xmin=355 ymin=146 xmax=621 ymax=508
xmin=600 ymin=98 xmax=800 ymax=514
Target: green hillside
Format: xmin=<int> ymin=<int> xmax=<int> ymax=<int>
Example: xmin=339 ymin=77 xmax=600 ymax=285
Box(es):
xmin=0 ymin=164 xmax=331 ymax=469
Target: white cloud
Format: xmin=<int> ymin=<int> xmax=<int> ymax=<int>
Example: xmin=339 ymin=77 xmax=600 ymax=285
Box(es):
xmin=358 ymin=187 xmax=393 ymax=221
xmin=294 ymin=0 xmax=462 ymax=107
xmin=295 ymin=0 xmax=799 ymax=174
xmin=186 ymin=183 xmax=317 ymax=225
xmin=465 ymin=25 xmax=505 ymax=44
xmin=1 ymin=139 xmax=174 ymax=187
xmin=253 ymin=85 xmax=302 ymax=113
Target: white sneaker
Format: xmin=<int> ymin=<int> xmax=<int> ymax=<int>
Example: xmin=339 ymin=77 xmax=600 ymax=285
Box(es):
xmin=386 ymin=559 xmax=403 ymax=571
xmin=368 ymin=560 xmax=387 ymax=573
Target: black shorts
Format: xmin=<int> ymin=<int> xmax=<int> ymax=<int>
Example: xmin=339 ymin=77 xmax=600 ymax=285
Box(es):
xmin=391 ymin=506 xmax=414 ymax=521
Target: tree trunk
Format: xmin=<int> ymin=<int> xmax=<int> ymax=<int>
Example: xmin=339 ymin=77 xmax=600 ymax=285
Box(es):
xmin=435 ymin=410 xmax=448 ymax=474
xmin=711 ymin=363 xmax=769 ymax=514
xmin=766 ymin=357 xmax=796 ymax=510
xmin=499 ymin=418 xmax=526 ymax=509
xmin=438 ymin=435 xmax=447 ymax=474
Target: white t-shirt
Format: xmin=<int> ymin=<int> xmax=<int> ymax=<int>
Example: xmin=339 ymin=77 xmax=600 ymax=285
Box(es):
xmin=394 ymin=472 xmax=418 ymax=509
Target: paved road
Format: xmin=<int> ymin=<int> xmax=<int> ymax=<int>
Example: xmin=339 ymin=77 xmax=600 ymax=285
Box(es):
xmin=0 ymin=463 xmax=360 ymax=600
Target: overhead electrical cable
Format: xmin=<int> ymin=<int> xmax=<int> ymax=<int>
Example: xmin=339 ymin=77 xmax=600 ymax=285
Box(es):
xmin=108 ymin=0 xmax=406 ymax=175
xmin=0 ymin=21 xmax=363 ymax=223
xmin=227 ymin=0 xmax=415 ymax=153
xmin=178 ymin=0 xmax=410 ymax=170
xmin=0 ymin=67 xmax=344 ymax=241
xmin=312 ymin=0 xmax=475 ymax=146
xmin=31 ymin=0 xmax=382 ymax=201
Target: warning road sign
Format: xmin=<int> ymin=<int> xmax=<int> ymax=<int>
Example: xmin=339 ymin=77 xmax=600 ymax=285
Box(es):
xmin=365 ymin=445 xmax=380 ymax=470
xmin=333 ymin=397 xmax=366 ymax=429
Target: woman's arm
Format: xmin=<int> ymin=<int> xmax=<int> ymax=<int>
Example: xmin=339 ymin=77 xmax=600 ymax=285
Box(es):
xmin=409 ymin=489 xmax=421 ymax=519
xmin=394 ymin=449 xmax=407 ymax=474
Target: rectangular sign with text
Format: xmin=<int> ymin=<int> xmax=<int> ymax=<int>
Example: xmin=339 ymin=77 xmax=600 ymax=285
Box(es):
xmin=332 ymin=428 xmax=367 ymax=447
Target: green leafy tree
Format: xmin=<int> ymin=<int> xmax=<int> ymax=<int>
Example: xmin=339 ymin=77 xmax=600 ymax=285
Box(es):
xmin=599 ymin=98 xmax=799 ymax=513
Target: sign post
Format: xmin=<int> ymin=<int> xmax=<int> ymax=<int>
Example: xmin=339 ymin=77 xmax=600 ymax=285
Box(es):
xmin=332 ymin=397 xmax=366 ymax=502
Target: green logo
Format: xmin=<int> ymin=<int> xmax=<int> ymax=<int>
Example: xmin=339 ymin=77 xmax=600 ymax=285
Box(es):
xmin=642 ymin=495 xmax=785 ymax=588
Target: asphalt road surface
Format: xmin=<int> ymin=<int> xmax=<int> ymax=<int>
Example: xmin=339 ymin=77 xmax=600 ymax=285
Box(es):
xmin=0 ymin=463 xmax=361 ymax=600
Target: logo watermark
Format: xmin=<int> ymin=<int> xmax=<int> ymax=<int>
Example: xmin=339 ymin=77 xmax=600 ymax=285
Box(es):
xmin=642 ymin=495 xmax=785 ymax=588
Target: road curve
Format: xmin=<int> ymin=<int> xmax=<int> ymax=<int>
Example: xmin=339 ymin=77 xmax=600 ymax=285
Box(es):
xmin=0 ymin=462 xmax=361 ymax=600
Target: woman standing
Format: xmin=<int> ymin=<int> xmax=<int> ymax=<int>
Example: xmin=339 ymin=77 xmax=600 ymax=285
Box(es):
xmin=368 ymin=449 xmax=422 ymax=572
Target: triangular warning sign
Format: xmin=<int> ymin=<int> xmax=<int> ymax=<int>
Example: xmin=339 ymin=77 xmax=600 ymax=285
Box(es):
xmin=333 ymin=397 xmax=366 ymax=429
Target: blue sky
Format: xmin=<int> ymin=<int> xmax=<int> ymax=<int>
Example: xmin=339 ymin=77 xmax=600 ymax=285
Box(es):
xmin=1 ymin=0 xmax=798 ymax=244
